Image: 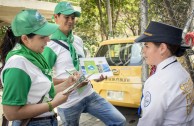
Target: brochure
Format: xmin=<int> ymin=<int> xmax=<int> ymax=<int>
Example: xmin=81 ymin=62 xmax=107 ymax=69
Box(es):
xmin=79 ymin=57 xmax=113 ymax=80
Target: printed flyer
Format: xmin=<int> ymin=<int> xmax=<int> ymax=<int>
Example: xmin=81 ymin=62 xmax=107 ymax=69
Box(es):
xmin=79 ymin=57 xmax=113 ymax=80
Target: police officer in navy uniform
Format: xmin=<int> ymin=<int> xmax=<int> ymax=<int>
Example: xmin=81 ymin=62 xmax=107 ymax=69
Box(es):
xmin=135 ymin=21 xmax=194 ymax=126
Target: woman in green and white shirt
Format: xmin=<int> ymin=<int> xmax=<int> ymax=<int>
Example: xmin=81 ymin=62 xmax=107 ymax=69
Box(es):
xmin=0 ymin=9 xmax=76 ymax=126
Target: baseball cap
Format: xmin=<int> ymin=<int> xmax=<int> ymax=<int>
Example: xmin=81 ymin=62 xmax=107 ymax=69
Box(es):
xmin=54 ymin=2 xmax=81 ymax=17
xmin=11 ymin=9 xmax=59 ymax=36
xmin=135 ymin=21 xmax=182 ymax=45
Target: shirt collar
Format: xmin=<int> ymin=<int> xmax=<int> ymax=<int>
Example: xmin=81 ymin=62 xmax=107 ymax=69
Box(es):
xmin=156 ymin=56 xmax=177 ymax=73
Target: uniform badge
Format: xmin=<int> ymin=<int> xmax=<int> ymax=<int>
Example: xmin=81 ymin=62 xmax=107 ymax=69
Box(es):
xmin=144 ymin=91 xmax=151 ymax=107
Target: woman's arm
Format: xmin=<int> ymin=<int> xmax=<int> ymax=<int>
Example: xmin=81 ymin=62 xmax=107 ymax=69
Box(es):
xmin=3 ymin=72 xmax=77 ymax=120
xmin=3 ymin=102 xmax=51 ymax=121
xmin=3 ymin=91 xmax=69 ymax=121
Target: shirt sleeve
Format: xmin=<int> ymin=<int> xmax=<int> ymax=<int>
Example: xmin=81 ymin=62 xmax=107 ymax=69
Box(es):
xmin=2 ymin=68 xmax=31 ymax=105
xmin=137 ymin=78 xmax=168 ymax=126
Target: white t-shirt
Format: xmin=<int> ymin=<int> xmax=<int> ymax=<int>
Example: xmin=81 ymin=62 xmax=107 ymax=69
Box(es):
xmin=138 ymin=56 xmax=194 ymax=126
xmin=1 ymin=55 xmax=54 ymax=117
xmin=43 ymin=35 xmax=94 ymax=108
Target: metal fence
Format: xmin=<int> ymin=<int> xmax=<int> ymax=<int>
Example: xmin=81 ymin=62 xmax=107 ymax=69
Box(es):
xmin=140 ymin=0 xmax=194 ymax=83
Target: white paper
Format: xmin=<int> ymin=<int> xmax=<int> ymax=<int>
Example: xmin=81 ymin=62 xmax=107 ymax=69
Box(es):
xmin=79 ymin=57 xmax=113 ymax=80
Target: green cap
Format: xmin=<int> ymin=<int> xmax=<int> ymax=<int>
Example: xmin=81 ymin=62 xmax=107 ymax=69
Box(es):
xmin=54 ymin=2 xmax=81 ymax=17
xmin=11 ymin=9 xmax=59 ymax=36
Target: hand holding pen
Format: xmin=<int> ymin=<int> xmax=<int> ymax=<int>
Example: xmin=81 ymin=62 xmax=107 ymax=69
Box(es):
xmin=65 ymin=70 xmax=89 ymax=88
xmin=65 ymin=70 xmax=79 ymax=80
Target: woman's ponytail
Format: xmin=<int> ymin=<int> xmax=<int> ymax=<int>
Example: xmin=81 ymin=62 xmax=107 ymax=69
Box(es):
xmin=166 ymin=44 xmax=186 ymax=57
xmin=175 ymin=47 xmax=186 ymax=57
xmin=0 ymin=27 xmax=20 ymax=68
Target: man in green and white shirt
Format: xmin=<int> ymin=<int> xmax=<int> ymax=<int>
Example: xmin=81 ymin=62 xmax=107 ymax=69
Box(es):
xmin=42 ymin=2 xmax=126 ymax=126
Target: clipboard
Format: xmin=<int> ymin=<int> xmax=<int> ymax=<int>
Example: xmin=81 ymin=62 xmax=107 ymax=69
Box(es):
xmin=63 ymin=73 xmax=94 ymax=94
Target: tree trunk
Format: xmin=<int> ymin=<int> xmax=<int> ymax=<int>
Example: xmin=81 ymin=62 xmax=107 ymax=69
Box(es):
xmin=106 ymin=0 xmax=113 ymax=39
xmin=163 ymin=0 xmax=177 ymax=26
xmin=96 ymin=0 xmax=107 ymax=41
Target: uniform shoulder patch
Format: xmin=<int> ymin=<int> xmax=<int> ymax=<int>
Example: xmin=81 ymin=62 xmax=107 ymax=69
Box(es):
xmin=144 ymin=91 xmax=151 ymax=107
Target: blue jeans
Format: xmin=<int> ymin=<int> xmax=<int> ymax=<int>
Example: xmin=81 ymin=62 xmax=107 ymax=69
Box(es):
xmin=57 ymin=92 xmax=126 ymax=126
xmin=12 ymin=117 xmax=58 ymax=126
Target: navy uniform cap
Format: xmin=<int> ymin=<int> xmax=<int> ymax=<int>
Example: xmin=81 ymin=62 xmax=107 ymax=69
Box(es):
xmin=135 ymin=21 xmax=183 ymax=45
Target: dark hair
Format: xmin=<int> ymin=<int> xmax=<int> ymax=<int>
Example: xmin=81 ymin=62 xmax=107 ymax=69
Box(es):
xmin=57 ymin=13 xmax=61 ymax=16
xmin=153 ymin=42 xmax=185 ymax=57
xmin=166 ymin=44 xmax=185 ymax=57
xmin=0 ymin=28 xmax=35 ymax=88
xmin=57 ymin=13 xmax=75 ymax=17
xmin=0 ymin=27 xmax=36 ymax=68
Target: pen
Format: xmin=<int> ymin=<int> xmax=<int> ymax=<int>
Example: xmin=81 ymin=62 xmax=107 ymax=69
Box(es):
xmin=65 ymin=70 xmax=73 ymax=75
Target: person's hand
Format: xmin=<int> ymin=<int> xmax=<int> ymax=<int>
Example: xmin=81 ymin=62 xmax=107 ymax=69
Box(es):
xmin=74 ymin=72 xmax=89 ymax=88
xmin=72 ymin=71 xmax=81 ymax=78
xmin=94 ymin=74 xmax=107 ymax=82
xmin=64 ymin=75 xmax=77 ymax=88
xmin=51 ymin=91 xmax=70 ymax=107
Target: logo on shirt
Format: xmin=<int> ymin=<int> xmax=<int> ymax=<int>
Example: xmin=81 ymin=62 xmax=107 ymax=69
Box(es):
xmin=144 ymin=91 xmax=151 ymax=107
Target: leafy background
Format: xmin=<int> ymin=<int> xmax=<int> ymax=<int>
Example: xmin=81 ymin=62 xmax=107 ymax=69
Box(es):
xmin=0 ymin=0 xmax=192 ymax=56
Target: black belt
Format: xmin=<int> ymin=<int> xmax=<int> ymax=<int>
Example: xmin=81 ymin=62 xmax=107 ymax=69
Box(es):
xmin=30 ymin=113 xmax=57 ymax=121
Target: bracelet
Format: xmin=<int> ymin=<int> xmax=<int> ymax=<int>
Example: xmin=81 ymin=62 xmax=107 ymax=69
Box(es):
xmin=47 ymin=101 xmax=53 ymax=112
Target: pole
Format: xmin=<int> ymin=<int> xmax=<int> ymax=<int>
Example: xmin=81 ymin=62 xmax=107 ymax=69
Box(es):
xmin=140 ymin=0 xmax=149 ymax=83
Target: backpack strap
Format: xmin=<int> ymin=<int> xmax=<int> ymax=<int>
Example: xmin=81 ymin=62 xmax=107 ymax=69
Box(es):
xmin=2 ymin=114 xmax=9 ymax=126
xmin=51 ymin=39 xmax=69 ymax=51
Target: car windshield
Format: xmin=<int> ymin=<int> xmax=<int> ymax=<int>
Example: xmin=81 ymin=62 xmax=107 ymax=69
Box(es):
xmin=95 ymin=43 xmax=142 ymax=66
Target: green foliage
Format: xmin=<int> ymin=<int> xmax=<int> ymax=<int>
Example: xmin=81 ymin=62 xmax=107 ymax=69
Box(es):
xmin=75 ymin=0 xmax=140 ymax=56
xmin=75 ymin=0 xmax=100 ymax=56
xmin=0 ymin=0 xmax=191 ymax=57
xmin=115 ymin=0 xmax=140 ymax=36
xmin=148 ymin=0 xmax=191 ymax=28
